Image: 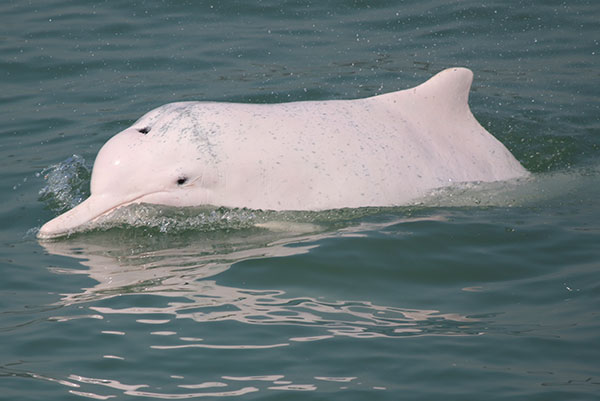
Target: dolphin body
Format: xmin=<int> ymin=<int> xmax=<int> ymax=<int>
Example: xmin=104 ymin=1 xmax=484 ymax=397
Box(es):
xmin=38 ymin=68 xmax=528 ymax=238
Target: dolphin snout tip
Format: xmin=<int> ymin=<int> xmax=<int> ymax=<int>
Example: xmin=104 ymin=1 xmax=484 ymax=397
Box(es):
xmin=37 ymin=200 xmax=92 ymax=239
xmin=37 ymin=217 xmax=67 ymax=240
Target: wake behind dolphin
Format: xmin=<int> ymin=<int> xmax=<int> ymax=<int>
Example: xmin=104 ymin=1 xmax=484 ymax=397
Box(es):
xmin=38 ymin=67 xmax=528 ymax=239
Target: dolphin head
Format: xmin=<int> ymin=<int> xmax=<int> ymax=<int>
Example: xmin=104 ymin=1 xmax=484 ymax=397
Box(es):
xmin=38 ymin=103 xmax=220 ymax=239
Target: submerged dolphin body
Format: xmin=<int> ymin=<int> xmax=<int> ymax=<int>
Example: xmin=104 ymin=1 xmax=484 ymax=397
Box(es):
xmin=38 ymin=68 xmax=528 ymax=238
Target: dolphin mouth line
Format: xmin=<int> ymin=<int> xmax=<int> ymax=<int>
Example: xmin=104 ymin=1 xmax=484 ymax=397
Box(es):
xmin=89 ymin=190 xmax=173 ymax=222
xmin=38 ymin=190 xmax=170 ymax=239
xmin=87 ymin=198 xmax=138 ymax=223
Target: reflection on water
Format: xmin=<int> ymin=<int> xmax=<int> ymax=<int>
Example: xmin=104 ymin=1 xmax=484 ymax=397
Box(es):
xmin=43 ymin=218 xmax=477 ymax=339
xmin=36 ymin=218 xmax=482 ymax=398
xmin=0 ymin=366 xmax=374 ymax=399
xmin=67 ymin=374 xmax=261 ymax=399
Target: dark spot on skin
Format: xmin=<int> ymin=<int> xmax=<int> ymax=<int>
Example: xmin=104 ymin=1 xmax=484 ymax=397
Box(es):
xmin=177 ymin=177 xmax=188 ymax=185
xmin=137 ymin=127 xmax=151 ymax=134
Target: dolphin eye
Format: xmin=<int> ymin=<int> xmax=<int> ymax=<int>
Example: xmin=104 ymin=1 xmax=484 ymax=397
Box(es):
xmin=176 ymin=177 xmax=188 ymax=185
xmin=137 ymin=127 xmax=151 ymax=134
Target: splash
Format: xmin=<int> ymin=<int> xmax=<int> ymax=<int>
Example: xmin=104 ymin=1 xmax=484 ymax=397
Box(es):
xmin=38 ymin=154 xmax=91 ymax=214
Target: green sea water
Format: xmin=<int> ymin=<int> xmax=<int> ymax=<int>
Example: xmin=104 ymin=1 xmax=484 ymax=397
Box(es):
xmin=1 ymin=0 xmax=599 ymax=400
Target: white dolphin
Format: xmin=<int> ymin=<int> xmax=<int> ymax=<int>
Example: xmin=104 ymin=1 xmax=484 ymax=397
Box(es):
xmin=38 ymin=67 xmax=528 ymax=238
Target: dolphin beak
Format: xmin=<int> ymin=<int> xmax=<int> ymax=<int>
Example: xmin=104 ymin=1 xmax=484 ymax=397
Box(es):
xmin=37 ymin=194 xmax=127 ymax=239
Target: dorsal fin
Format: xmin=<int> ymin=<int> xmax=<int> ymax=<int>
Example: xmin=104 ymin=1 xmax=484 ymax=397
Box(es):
xmin=373 ymin=67 xmax=474 ymax=117
xmin=413 ymin=67 xmax=473 ymax=112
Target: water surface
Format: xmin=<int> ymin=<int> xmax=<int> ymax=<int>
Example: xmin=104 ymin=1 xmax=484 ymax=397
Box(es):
xmin=1 ymin=1 xmax=599 ymax=400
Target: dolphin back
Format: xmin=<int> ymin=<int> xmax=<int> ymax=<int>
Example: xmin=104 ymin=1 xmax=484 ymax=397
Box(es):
xmin=370 ymin=67 xmax=528 ymax=182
